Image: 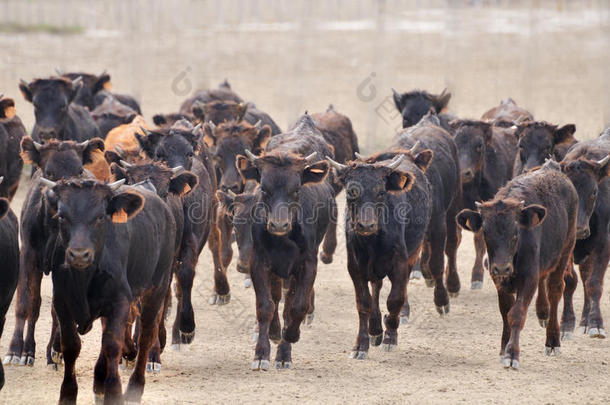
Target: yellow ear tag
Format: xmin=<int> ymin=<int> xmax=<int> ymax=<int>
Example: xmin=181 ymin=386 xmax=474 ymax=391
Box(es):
xmin=309 ymin=168 xmax=325 ymax=174
xmin=103 ymin=81 xmax=113 ymax=91
xmin=112 ymin=208 xmax=128 ymax=223
xmin=397 ymin=174 xmax=408 ymax=188
xmin=181 ymin=183 xmax=192 ymax=196
xmin=4 ymin=106 xmax=16 ymax=119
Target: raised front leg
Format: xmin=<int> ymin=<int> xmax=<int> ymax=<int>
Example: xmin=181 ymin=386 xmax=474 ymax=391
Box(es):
xmin=347 ymin=251 xmax=372 ymax=360
xmin=496 ymin=287 xmax=515 ymax=356
xmin=471 ymin=231 xmax=486 ymax=289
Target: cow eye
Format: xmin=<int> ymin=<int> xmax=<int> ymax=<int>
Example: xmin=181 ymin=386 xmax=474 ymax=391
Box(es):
xmin=476 ymin=145 xmax=483 ymax=152
xmin=187 ymin=152 xmax=194 ymax=158
xmin=96 ymin=214 xmax=105 ymax=223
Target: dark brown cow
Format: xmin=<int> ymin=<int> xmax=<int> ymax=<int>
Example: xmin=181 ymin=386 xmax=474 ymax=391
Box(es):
xmin=392 ymin=88 xmax=455 ymax=132
xmin=0 ymin=96 xmax=27 ymax=200
xmin=193 ymin=100 xmax=282 ymax=135
xmin=560 ymin=133 xmax=610 ymax=339
xmin=481 ymin=98 xmax=534 ymax=127
xmin=457 ymin=161 xmax=577 ymax=369
xmin=90 ymin=96 xmax=137 ymax=138
xmin=311 ymin=104 xmax=360 ymax=165
xmin=514 ymin=121 xmax=577 ymax=175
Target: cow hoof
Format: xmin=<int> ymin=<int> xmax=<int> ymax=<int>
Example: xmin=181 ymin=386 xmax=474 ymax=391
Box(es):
xmin=448 ymin=292 xmax=459 ymax=298
xmin=244 ymin=275 xmax=252 ymax=288
xmin=94 ymin=393 xmax=104 ymax=405
xmin=3 ymin=355 xmax=14 ymax=365
xmin=10 ymin=355 xmax=21 ymax=366
xmin=217 ymin=293 xmax=231 ymax=305
xmin=382 ymin=343 xmax=396 ymax=352
xmin=588 ymin=328 xmax=607 ymax=339
xmin=275 ymin=361 xmax=292 ymax=369
xmin=320 ymin=252 xmax=333 ymax=264
xmin=171 ymin=344 xmax=181 ymax=352
xmin=47 ymin=363 xmax=58 ymax=371
xmin=436 ymin=303 xmax=450 ymax=316
xmin=471 ymin=281 xmax=483 ymax=290
xmin=502 ymin=358 xmax=519 ymax=370
xmin=400 ymin=315 xmax=409 ymax=325
xmin=251 ymin=359 xmax=270 ymax=371
xmin=179 ymin=330 xmax=195 ymax=344
xmin=146 ymin=362 xmax=162 ymax=373
xmin=370 ymin=334 xmax=382 ymax=347
xmin=51 ymin=349 xmax=63 ymax=365
xmin=424 ymin=279 xmax=435 ymax=288
xmin=577 ymin=326 xmax=587 ymax=335
xmin=349 ymin=350 xmax=367 ymax=360
xmin=545 ymin=346 xmax=560 ymax=356
xmin=19 ymin=355 xmax=34 ymax=367
xmin=410 ymin=270 xmax=422 ymax=280
xmin=539 ymin=319 xmax=548 ymax=328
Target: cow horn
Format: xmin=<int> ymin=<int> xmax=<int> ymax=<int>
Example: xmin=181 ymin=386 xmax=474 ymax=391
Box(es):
xmin=304 ymin=152 xmax=318 ymax=162
xmin=19 ymin=79 xmax=29 ymax=87
xmin=520 ymin=200 xmax=526 ymax=207
xmin=71 ymin=76 xmax=83 ymax=87
xmin=475 ymin=201 xmax=483 ymax=209
xmin=55 ymin=67 xmax=64 ymax=76
xmin=119 ymin=160 xmax=134 ymax=168
xmin=0 ymin=176 xmax=4 ymax=185
xmin=409 ymin=141 xmax=422 ymax=155
xmin=326 ymin=156 xmax=347 ymax=171
xmin=40 ymin=177 xmax=57 ymax=188
xmin=597 ymin=155 xmax=610 ymax=167
xmin=244 ymin=149 xmax=259 ymax=162
xmin=254 ymin=120 xmax=262 ymax=129
xmin=386 ymin=154 xmax=405 ymax=170
xmin=192 ymin=123 xmax=202 ymax=134
xmin=207 ymin=121 xmax=216 ymax=133
xmin=114 ymin=145 xmax=125 ymax=157
xmin=140 ymin=126 xmax=153 ymax=136
xmin=108 ymin=179 xmax=125 ymax=191
xmin=354 ymin=152 xmax=365 ymax=160
xmin=226 ymin=189 xmax=237 ymax=198
xmin=171 ymin=166 xmax=184 ymax=174
xmin=77 ymin=140 xmax=90 ymax=148
xmin=33 ymin=141 xmax=43 ymax=151
xmin=392 ymin=88 xmax=400 ymax=97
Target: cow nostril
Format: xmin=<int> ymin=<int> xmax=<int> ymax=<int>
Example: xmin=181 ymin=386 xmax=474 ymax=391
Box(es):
xmin=577 ymin=227 xmax=590 ymax=239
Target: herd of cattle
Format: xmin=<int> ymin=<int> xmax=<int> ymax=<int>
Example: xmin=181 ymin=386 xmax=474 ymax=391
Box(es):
xmin=0 ymin=71 xmax=608 ymax=404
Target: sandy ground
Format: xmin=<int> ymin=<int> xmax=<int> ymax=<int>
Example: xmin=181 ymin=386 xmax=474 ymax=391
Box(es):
xmin=1 ymin=1 xmax=610 ymax=404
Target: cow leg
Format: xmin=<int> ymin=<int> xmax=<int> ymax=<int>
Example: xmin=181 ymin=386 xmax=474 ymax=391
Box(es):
xmin=401 ymin=249 xmax=421 ymax=325
xmin=22 ymin=267 xmax=43 ymax=367
xmin=320 ymin=203 xmax=338 ymax=264
xmin=560 ymin=259 xmax=578 ymax=340
xmin=125 ymin=291 xmax=165 ymax=404
xmin=383 ymin=258 xmax=408 ymax=351
xmin=305 ymin=287 xmax=315 ymax=325
xmin=471 ymin=231 xmax=486 ymax=289
xmin=535 ymin=276 xmax=550 ymax=327
xmin=5 ymin=251 xmax=40 ymax=366
xmin=347 ymin=251 xmax=371 ymax=359
xmin=171 ymin=281 xmax=183 ymax=348
xmin=428 ymin=218 xmax=450 ymax=314
xmin=420 ymin=240 xmax=434 ymax=287
xmin=577 ymin=256 xmax=592 ymax=333
xmin=46 ymin=305 xmax=63 ymax=369
xmin=497 ymin=288 xmax=515 ymax=356
xmin=56 ymin=303 xmax=81 ymax=405
xmin=218 ymin=210 xmax=234 ymax=269
xmin=208 ymin=223 xmax=231 ymax=305
xmin=175 ymin=235 xmax=198 ymax=344
xmin=546 ymin=267 xmax=567 ymax=355
xmin=269 ymin=274 xmax=282 ymax=344
xmin=251 ymin=258 xmax=273 ymax=370
xmin=444 ymin=202 xmax=461 ymax=297
xmin=368 ymin=280 xmax=383 ymax=346
xmin=503 ymin=274 xmax=537 ymax=369
xmin=276 ymin=255 xmax=317 ymax=369
xmin=147 ymin=289 xmax=171 ymax=372
xmin=97 ymin=302 xmax=129 ymax=404
xmin=583 ymin=239 xmax=610 ymax=338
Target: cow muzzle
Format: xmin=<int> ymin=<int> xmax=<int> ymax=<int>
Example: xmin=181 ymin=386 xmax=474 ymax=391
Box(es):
xmin=576 ymin=226 xmax=590 ymax=240
xmin=267 ymin=220 xmax=291 ymax=236
xmin=66 ymin=247 xmax=94 ymax=269
xmin=490 ymin=262 xmax=513 ymax=277
xmin=354 ymin=220 xmax=377 ymax=236
xmin=461 ymin=169 xmax=475 ymax=183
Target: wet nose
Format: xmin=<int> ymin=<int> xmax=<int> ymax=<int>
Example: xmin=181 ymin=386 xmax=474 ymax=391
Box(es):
xmin=355 ymin=221 xmax=376 ymax=235
xmin=38 ymin=129 xmax=57 ymax=140
xmin=267 ymin=221 xmax=290 ymax=235
xmin=66 ymin=248 xmax=93 ymax=268
xmin=221 ymin=183 xmax=241 ymax=194
xmin=491 ymin=263 xmax=512 ymax=277
xmin=462 ymin=169 xmax=475 ymax=182
xmin=576 ymin=227 xmax=590 ymax=240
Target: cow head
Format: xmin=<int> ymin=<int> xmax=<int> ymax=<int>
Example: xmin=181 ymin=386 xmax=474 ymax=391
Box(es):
xmin=43 ymin=178 xmax=143 ymax=270
xmin=204 ymin=119 xmax=271 ymax=194
xmin=0 ymin=96 xmax=16 ymax=121
xmin=20 ymin=76 xmax=83 ymax=141
xmin=21 ymin=136 xmax=104 ymax=181
xmin=152 ymin=113 xmax=192 ymax=129
xmin=515 ymin=121 xmax=576 ymax=173
xmin=191 ymin=100 xmax=248 ymax=125
xmin=137 ymin=119 xmax=201 ymax=170
xmin=236 ymin=150 xmax=329 ymax=236
xmin=457 ymin=199 xmax=547 ymax=278
xmin=450 ymin=120 xmax=493 ymax=183
xmin=561 ymin=155 xmax=610 ymax=239
xmin=111 ymin=160 xmax=198 ymax=199
xmin=91 ymin=97 xmax=137 ymax=137
xmin=392 ymin=88 xmax=451 ymax=128
xmin=60 ymin=71 xmax=111 ymax=110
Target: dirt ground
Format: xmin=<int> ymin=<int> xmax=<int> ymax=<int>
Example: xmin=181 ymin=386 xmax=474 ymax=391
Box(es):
xmin=1 ymin=1 xmax=610 ymax=404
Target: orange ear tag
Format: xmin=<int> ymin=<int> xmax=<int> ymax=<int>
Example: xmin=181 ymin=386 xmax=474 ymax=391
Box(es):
xmin=112 ymin=208 xmax=128 ymax=223
xmin=103 ymin=81 xmax=113 ymax=91
xmin=181 ymin=183 xmax=192 ymax=196
xmin=4 ymin=106 xmax=16 ymax=119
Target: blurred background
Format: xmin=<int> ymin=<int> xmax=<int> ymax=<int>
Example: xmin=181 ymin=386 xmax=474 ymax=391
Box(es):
xmin=1 ymin=0 xmax=608 ymax=153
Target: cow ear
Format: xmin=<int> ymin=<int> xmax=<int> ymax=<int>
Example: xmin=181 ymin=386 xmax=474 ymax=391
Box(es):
xmin=153 ymin=114 xmax=167 ymax=126
xmin=80 ymin=138 xmax=105 ymax=165
xmin=0 ymin=98 xmax=16 ymax=120
xmin=237 ymin=103 xmax=248 ymax=121
xmin=594 ymin=156 xmax=610 ymax=182
xmin=93 ymin=73 xmax=111 ymax=94
xmin=302 ymin=161 xmax=329 ymax=185
xmin=519 ymin=204 xmax=547 ymax=229
xmin=386 ymin=170 xmax=414 ymax=193
xmin=431 ymin=89 xmax=451 ymax=113
xmin=448 ymin=119 xmax=462 ymax=132
xmin=203 ymin=122 xmax=217 ymax=148
xmin=254 ymin=125 xmax=272 ymax=152
xmin=216 ymin=190 xmax=236 ymax=212
xmin=19 ymin=81 xmax=33 ymax=103
xmin=392 ymin=90 xmax=404 ymax=111
xmin=192 ymin=100 xmax=205 ymax=121
xmin=135 ymin=130 xmax=162 ymax=158
xmin=107 ymin=191 xmax=144 ymax=223
xmin=122 ymin=113 xmax=137 ymax=125
xmin=0 ymin=198 xmax=9 ymax=220
xmin=554 ymin=124 xmax=576 ymax=144
xmin=169 ymin=171 xmax=198 ymax=197
xmin=105 ymin=150 xmax=122 ymax=166
xmin=456 ymin=209 xmax=482 ymax=232
xmin=20 ymin=136 xmax=41 ymax=166
xmin=236 ymin=155 xmax=260 ymax=182
xmin=109 ymin=162 xmax=127 ymax=181
xmin=69 ymin=78 xmax=83 ymax=102
xmin=413 ymin=149 xmax=434 ymax=172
